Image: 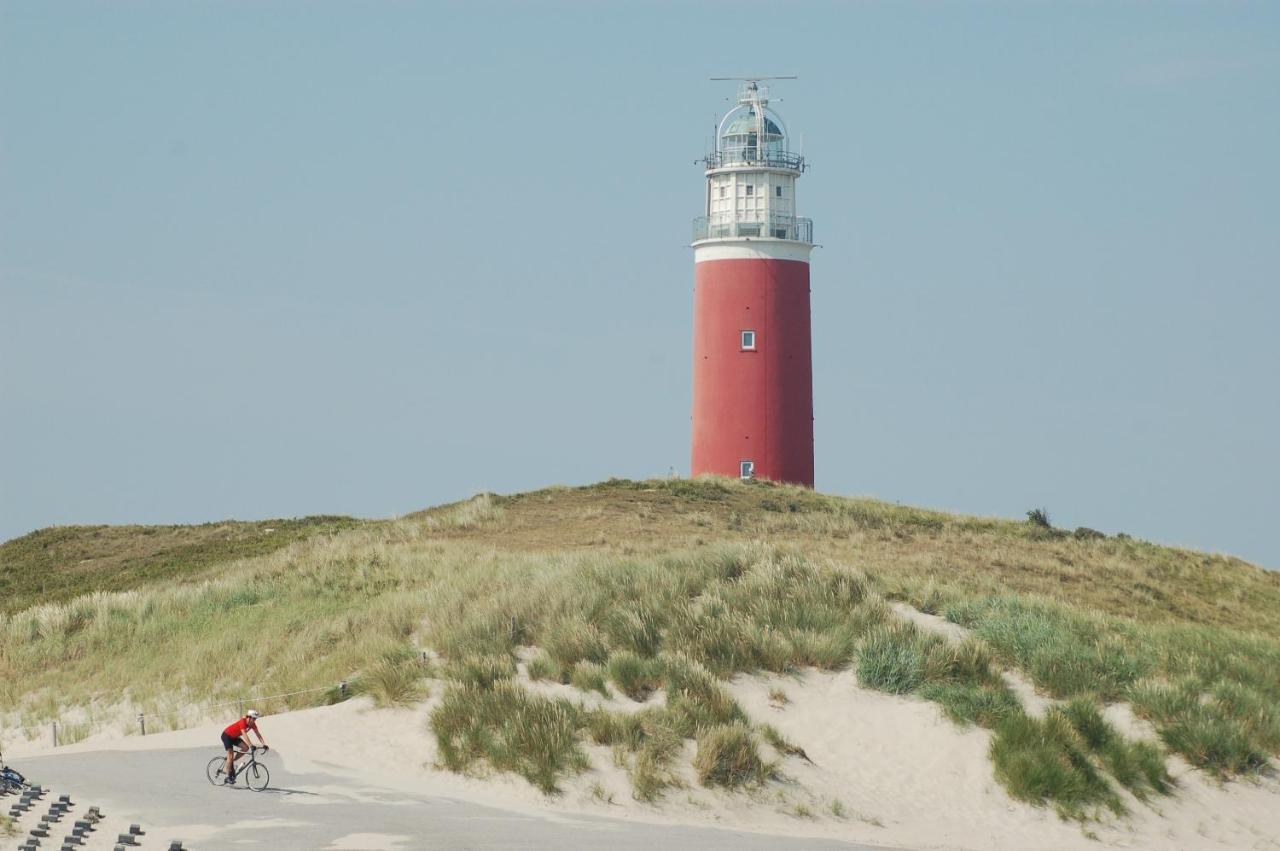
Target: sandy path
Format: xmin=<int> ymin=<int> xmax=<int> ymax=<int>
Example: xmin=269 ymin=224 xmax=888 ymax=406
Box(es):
xmin=11 ymin=744 xmax=881 ymax=850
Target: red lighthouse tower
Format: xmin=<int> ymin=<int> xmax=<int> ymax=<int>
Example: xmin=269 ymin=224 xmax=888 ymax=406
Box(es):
xmin=691 ymin=79 xmax=814 ymax=487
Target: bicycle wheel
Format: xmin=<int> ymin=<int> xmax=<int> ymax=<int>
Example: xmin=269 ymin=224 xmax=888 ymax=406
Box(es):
xmin=243 ymin=761 xmax=270 ymax=791
xmin=206 ymin=756 xmax=228 ymax=786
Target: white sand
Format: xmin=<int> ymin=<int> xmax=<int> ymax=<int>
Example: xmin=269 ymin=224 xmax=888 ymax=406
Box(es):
xmin=9 ymin=607 xmax=1280 ymax=850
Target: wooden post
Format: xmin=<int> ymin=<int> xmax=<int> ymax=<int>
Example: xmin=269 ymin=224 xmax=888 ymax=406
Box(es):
xmin=138 ymin=714 xmax=146 ymax=736
xmin=51 ymin=721 xmax=58 ymax=748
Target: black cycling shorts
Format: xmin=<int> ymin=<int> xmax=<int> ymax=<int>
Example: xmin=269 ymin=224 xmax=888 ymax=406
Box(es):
xmin=221 ymin=732 xmax=245 ymax=751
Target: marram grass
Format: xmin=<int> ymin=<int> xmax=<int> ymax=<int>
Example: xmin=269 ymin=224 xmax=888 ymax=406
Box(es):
xmin=4 ymin=479 xmax=1278 ymax=817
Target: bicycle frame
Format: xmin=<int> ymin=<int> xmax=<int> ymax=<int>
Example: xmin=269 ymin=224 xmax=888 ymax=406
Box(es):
xmin=230 ymin=745 xmax=263 ymax=770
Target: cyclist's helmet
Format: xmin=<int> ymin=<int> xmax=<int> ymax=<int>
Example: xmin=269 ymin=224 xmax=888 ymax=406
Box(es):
xmin=246 ymin=709 xmax=260 ymax=719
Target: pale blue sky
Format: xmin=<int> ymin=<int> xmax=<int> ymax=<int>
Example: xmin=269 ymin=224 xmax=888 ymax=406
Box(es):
xmin=2 ymin=2 xmax=1277 ymax=568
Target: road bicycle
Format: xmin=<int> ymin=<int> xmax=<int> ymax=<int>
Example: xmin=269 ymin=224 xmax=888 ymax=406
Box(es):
xmin=0 ymin=750 xmax=29 ymax=794
xmin=206 ymin=746 xmax=270 ymax=791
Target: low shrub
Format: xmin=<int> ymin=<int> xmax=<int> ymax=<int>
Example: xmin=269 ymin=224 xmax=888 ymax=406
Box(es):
xmin=1026 ymin=508 xmax=1052 ymax=529
xmin=446 ymin=654 xmax=515 ymax=690
xmin=541 ymin=618 xmax=610 ymax=673
xmin=582 ymin=708 xmax=645 ymax=749
xmin=603 ymin=605 xmax=666 ymax=657
xmin=923 ymin=637 xmax=998 ymax=685
xmin=525 ymin=652 xmax=559 ymax=682
xmin=990 ymin=709 xmax=1122 ymax=818
xmin=431 ymin=681 xmax=587 ymax=794
xmin=607 ymin=651 xmax=663 ymax=701
xmin=662 ymin=654 xmax=745 ymax=736
xmin=1060 ymin=699 xmax=1171 ymax=798
xmin=693 ymin=723 xmax=771 ymax=788
xmin=631 ymin=743 xmax=680 ymax=802
xmin=920 ymin=681 xmax=1021 ymax=728
xmin=758 ymin=722 xmax=810 ymax=762
xmin=570 ymin=661 xmax=611 ymax=697
xmin=1131 ymin=678 xmax=1276 ymax=776
xmin=1210 ymin=681 xmax=1280 ymax=753
xmin=857 ymin=622 xmax=941 ymax=694
xmin=1157 ymin=709 xmax=1269 ymax=777
xmin=789 ymin=625 xmax=861 ymax=670
xmin=360 ymin=653 xmax=429 ymax=707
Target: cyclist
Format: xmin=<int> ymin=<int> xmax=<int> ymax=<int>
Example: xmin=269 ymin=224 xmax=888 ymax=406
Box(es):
xmin=221 ymin=709 xmax=269 ymax=784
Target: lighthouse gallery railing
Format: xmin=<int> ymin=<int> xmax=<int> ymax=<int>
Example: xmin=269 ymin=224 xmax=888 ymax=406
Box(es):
xmin=704 ymin=150 xmax=806 ymax=171
xmin=692 ymin=214 xmax=813 ymax=244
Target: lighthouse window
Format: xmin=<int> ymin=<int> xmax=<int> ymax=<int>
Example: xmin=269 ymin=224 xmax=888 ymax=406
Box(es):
xmin=740 ymin=330 xmax=757 ymax=350
xmin=745 ymin=185 xmax=754 ymax=196
xmin=740 ymin=460 xmax=755 ymax=480
xmin=775 ymin=186 xmax=783 ymax=197
xmin=718 ymin=186 xmax=726 ymax=198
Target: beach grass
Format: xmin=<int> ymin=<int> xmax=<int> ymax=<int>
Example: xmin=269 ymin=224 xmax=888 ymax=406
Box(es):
xmin=3 ymin=478 xmax=1278 ymax=815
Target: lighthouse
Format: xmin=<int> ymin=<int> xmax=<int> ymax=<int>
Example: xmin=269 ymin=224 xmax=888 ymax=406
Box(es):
xmin=691 ymin=79 xmax=815 ymax=487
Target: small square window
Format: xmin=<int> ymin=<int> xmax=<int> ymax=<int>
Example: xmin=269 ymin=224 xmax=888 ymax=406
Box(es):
xmin=740 ymin=330 xmax=756 ymax=350
xmin=775 ymin=186 xmax=783 ymax=197
xmin=740 ymin=460 xmax=755 ymax=480
xmin=745 ymin=185 xmax=754 ymax=196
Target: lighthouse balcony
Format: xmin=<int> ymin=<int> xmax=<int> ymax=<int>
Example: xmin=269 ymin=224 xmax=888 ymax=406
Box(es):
xmin=693 ymin=214 xmax=813 ymax=244
xmin=704 ymin=149 xmax=805 ymax=172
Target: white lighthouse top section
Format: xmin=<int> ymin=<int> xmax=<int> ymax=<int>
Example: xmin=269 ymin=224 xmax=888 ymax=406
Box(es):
xmin=694 ymin=78 xmax=812 ymax=249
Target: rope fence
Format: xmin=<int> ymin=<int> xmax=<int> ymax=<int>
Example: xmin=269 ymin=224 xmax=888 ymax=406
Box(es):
xmin=45 ymin=681 xmax=351 ymax=747
xmin=34 ymin=650 xmax=440 ymax=747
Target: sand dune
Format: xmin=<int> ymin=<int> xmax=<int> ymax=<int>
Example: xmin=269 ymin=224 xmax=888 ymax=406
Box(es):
xmin=9 ymin=653 xmax=1280 ymax=851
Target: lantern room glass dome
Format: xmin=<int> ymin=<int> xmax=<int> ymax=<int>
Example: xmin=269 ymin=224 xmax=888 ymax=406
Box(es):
xmin=713 ymin=103 xmax=799 ymax=169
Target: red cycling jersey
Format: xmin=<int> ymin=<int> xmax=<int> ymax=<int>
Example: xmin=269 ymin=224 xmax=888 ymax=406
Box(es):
xmin=223 ymin=717 xmax=258 ymax=739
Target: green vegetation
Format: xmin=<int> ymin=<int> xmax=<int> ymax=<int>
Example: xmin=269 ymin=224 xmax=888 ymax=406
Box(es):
xmin=941 ymin=595 xmax=1280 ymax=778
xmin=524 ymin=652 xmax=559 ymax=682
xmin=759 ymin=722 xmax=810 ymax=762
xmin=432 ymin=681 xmax=587 ymax=794
xmin=991 ymin=709 xmax=1121 ymax=817
xmin=569 ymin=661 xmax=611 ymax=697
xmin=990 ymin=701 xmax=1171 ymax=818
xmin=919 ymin=680 xmax=1021 ymax=728
xmin=0 ymin=516 xmax=361 ymax=615
xmin=446 ymin=654 xmax=515 ymax=690
xmin=857 ymin=621 xmax=942 ymax=694
xmin=358 ymin=650 xmax=431 ymax=707
xmin=3 ymin=477 xmax=1278 ymax=820
xmin=1060 ymin=699 xmax=1171 ymax=799
xmin=607 ymin=651 xmax=662 ymax=701
xmin=696 ymin=721 xmax=762 ymax=788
